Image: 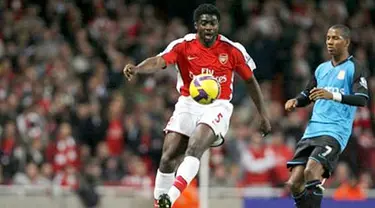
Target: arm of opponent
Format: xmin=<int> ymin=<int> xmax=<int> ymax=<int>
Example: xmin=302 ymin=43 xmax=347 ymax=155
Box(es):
xmin=285 ymin=75 xmax=317 ymax=111
xmin=345 ymin=63 xmax=369 ymax=106
xmin=309 ymin=88 xmax=368 ymax=107
xmin=296 ymin=76 xmax=317 ymax=107
xmin=309 ymin=64 xmax=369 ymax=107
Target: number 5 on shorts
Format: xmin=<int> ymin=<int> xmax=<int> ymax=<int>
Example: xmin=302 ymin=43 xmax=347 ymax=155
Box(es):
xmin=321 ymin=145 xmax=332 ymax=157
xmin=213 ymin=113 xmax=223 ymax=124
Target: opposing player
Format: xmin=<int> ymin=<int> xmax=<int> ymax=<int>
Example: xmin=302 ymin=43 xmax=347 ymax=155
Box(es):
xmin=124 ymin=4 xmax=271 ymax=208
xmin=285 ymin=24 xmax=369 ymax=208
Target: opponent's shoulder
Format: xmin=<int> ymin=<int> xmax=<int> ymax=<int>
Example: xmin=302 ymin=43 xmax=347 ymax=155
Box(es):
xmin=314 ymin=61 xmax=331 ymax=76
xmin=317 ymin=61 xmax=331 ymax=69
xmin=348 ymin=56 xmax=367 ymax=74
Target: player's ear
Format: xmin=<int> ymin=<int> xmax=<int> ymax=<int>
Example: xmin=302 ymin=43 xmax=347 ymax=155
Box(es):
xmin=194 ymin=22 xmax=197 ymax=30
xmin=346 ymin=39 xmax=350 ymax=47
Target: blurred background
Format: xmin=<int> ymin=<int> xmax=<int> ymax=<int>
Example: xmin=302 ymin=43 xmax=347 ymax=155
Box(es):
xmin=0 ymin=0 xmax=375 ymax=207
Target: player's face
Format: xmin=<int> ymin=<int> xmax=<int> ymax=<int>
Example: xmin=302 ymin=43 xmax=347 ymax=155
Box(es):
xmin=326 ymin=28 xmax=349 ymax=56
xmin=196 ymin=14 xmax=219 ymax=46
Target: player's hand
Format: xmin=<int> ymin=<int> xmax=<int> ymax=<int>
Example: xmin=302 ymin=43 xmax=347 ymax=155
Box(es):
xmin=309 ymin=88 xmax=333 ymax=101
xmin=260 ymin=116 xmax=271 ymax=137
xmin=285 ymin=98 xmax=298 ymax=111
xmin=123 ymin=64 xmax=136 ymax=81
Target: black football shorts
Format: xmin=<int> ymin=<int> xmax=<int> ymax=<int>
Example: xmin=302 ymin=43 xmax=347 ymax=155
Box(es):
xmin=287 ymin=135 xmax=341 ymax=178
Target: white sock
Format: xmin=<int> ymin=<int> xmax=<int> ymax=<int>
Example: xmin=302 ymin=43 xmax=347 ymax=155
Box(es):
xmin=168 ymin=156 xmax=200 ymax=205
xmin=153 ymin=169 xmax=175 ymax=199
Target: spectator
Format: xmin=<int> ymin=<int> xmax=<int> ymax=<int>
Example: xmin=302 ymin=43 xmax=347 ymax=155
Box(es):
xmin=46 ymin=122 xmax=80 ymax=173
xmin=105 ymin=94 xmax=125 ymax=157
xmin=121 ymin=156 xmax=152 ymax=196
xmin=358 ymin=171 xmax=373 ymax=194
xmin=102 ymin=157 xmax=124 ymax=184
xmin=328 ymin=162 xmax=352 ymax=189
xmin=210 ymin=163 xmax=236 ymax=187
xmin=1 ymin=121 xmax=17 ymax=156
xmin=40 ymin=163 xmax=54 ymax=181
xmin=333 ymin=176 xmax=367 ymax=201
xmin=238 ymin=132 xmax=276 ymax=187
xmin=13 ymin=162 xmax=50 ymax=186
xmin=269 ymin=130 xmax=293 ymax=187
xmin=53 ymin=165 xmax=79 ymax=190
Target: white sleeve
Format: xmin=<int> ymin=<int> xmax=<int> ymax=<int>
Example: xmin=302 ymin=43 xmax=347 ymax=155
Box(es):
xmin=233 ymin=42 xmax=256 ymax=71
xmin=157 ymin=38 xmax=185 ymax=56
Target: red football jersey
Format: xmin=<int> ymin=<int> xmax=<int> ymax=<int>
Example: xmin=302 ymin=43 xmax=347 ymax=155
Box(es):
xmin=159 ymin=34 xmax=256 ymax=100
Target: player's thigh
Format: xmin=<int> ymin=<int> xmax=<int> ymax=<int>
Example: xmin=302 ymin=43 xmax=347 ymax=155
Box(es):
xmin=198 ymin=102 xmax=233 ymax=142
xmin=287 ymin=139 xmax=315 ymax=169
xmin=308 ymin=136 xmax=341 ymax=178
xmin=159 ymin=132 xmax=189 ymax=172
xmin=162 ymin=99 xmax=201 ymax=159
xmin=164 ymin=112 xmax=197 ymax=137
xmin=164 ymin=97 xmax=202 ymax=138
xmin=186 ymin=123 xmax=217 ymax=158
xmin=161 ymin=132 xmax=189 ymax=160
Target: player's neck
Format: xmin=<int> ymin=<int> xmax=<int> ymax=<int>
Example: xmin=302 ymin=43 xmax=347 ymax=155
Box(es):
xmin=198 ymin=37 xmax=217 ymax=48
xmin=331 ymin=52 xmax=350 ymax=66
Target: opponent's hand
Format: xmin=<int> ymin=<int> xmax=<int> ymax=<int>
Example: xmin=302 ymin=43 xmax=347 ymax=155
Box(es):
xmin=285 ymin=98 xmax=298 ymax=111
xmin=123 ymin=64 xmax=136 ymax=81
xmin=260 ymin=116 xmax=271 ymax=137
xmin=309 ymin=88 xmax=333 ymax=101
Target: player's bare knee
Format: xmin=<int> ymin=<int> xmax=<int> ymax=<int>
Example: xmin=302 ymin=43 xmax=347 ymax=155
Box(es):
xmin=286 ymin=179 xmax=304 ymax=193
xmin=159 ymin=154 xmax=175 ymax=172
xmin=185 ymin=124 xmax=216 ymax=158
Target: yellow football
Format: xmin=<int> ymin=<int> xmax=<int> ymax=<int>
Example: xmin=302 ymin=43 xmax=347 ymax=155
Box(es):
xmin=189 ymin=74 xmax=220 ymax=104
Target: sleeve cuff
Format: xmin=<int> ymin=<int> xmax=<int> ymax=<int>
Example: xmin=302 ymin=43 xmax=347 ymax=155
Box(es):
xmin=332 ymin=92 xmax=342 ymax=102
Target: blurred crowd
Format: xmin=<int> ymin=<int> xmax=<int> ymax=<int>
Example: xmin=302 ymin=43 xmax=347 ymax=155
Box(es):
xmin=0 ymin=0 xmax=375 ymax=201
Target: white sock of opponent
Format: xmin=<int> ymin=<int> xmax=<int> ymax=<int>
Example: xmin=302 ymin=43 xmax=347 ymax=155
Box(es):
xmin=154 ymin=169 xmax=175 ymax=200
xmin=168 ymin=156 xmax=200 ymax=205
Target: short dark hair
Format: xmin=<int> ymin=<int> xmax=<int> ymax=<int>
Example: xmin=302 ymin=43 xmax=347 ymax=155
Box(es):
xmin=330 ymin=24 xmax=351 ymax=40
xmin=193 ymin=4 xmax=221 ymax=22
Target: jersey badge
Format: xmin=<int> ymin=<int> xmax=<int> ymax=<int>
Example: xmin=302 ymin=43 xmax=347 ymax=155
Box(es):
xmin=337 ymin=70 xmax=345 ymax=80
xmin=219 ymin=53 xmax=228 ymax=65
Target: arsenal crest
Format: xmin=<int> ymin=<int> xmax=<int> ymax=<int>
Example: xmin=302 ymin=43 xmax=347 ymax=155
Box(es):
xmin=218 ymin=53 xmax=228 ymax=65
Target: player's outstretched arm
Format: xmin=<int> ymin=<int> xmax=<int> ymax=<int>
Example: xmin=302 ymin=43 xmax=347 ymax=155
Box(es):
xmin=285 ymin=76 xmax=317 ymax=111
xmin=246 ymin=76 xmax=267 ymax=116
xmin=232 ymin=42 xmax=270 ymax=135
xmin=123 ymin=56 xmax=166 ymax=81
xmin=246 ymin=76 xmax=271 ymax=136
xmin=309 ymin=88 xmax=368 ymax=106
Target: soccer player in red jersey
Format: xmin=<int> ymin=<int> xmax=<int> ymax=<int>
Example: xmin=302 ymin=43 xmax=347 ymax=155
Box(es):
xmin=124 ymin=4 xmax=271 ymax=208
